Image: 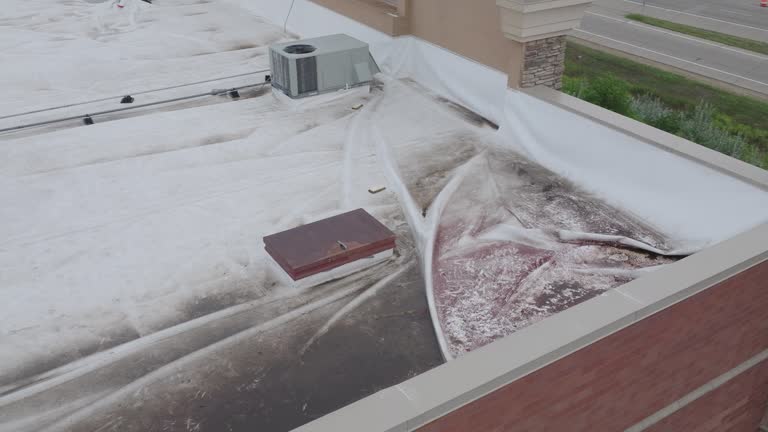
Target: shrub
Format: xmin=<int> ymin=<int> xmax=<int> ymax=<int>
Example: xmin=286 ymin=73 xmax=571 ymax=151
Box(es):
xmin=677 ymin=102 xmax=749 ymax=159
xmin=629 ymin=94 xmax=681 ymax=133
xmin=714 ymin=113 xmax=768 ymax=149
xmin=582 ymin=74 xmax=632 ymax=116
xmin=562 ymin=76 xmax=588 ymax=98
xmin=559 ymin=72 xmax=768 ymax=169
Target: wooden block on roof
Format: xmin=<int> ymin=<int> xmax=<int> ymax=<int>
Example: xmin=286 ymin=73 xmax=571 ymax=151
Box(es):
xmin=264 ymin=208 xmax=396 ymax=282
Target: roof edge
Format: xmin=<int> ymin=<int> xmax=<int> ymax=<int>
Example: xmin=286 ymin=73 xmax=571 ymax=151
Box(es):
xmin=522 ymin=85 xmax=768 ymax=191
xmin=293 ymin=222 xmax=768 ymax=432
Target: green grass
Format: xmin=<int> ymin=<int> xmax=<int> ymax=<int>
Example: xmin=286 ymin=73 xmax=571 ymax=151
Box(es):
xmin=565 ymin=42 xmax=768 ymax=151
xmin=625 ymin=14 xmax=768 ymax=56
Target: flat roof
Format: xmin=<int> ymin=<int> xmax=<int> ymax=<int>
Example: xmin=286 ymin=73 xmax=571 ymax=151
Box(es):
xmin=0 ymin=1 xmax=766 ymax=432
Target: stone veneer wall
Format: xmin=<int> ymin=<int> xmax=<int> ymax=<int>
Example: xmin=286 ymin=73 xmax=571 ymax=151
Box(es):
xmin=521 ymin=35 xmax=566 ymax=89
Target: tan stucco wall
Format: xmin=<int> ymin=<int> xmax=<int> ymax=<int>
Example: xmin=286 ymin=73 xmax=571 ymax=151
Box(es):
xmin=310 ymin=0 xmax=410 ymax=35
xmin=309 ymin=0 xmax=591 ymax=87
xmin=407 ymin=0 xmax=522 ymax=74
xmin=309 ymin=0 xmax=523 ymax=76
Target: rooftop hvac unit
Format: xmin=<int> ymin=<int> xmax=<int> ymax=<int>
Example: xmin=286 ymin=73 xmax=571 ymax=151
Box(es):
xmin=269 ymin=34 xmax=380 ymax=99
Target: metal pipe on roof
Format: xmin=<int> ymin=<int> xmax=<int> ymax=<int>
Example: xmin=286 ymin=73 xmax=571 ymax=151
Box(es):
xmin=0 ymin=69 xmax=271 ymax=121
xmin=0 ymin=81 xmax=270 ymax=135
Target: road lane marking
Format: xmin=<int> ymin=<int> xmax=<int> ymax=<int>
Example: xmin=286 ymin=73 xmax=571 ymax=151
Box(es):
xmin=573 ymin=28 xmax=768 ymax=88
xmin=585 ymin=11 xmax=768 ymax=60
xmin=721 ymin=9 xmax=752 ymax=18
xmin=623 ymin=0 xmax=768 ymax=32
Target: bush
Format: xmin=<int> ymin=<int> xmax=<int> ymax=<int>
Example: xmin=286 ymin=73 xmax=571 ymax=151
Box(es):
xmin=562 ymin=76 xmax=587 ymax=98
xmin=629 ymin=94 xmax=681 ymax=133
xmin=677 ymin=102 xmax=749 ymax=158
xmin=559 ymin=73 xmax=768 ymax=169
xmin=582 ymin=74 xmax=632 ymax=116
xmin=714 ymin=113 xmax=768 ymax=150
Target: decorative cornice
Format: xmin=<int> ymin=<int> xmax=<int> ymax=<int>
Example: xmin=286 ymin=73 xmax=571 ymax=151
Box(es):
xmin=497 ymin=0 xmax=592 ymax=42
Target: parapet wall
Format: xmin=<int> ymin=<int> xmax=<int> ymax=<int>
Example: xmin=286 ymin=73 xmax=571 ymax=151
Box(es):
xmin=417 ymin=259 xmax=768 ymax=431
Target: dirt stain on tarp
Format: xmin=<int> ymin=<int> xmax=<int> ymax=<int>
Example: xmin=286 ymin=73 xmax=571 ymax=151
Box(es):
xmin=0 ymin=88 xmax=378 ymax=400
xmin=400 ymin=78 xmax=498 ymax=130
xmin=52 ymin=263 xmax=440 ymax=432
xmin=0 ymin=322 xmax=141 ymax=397
xmin=485 ymin=149 xmax=670 ymax=248
xmin=397 ymin=132 xmax=480 ymax=213
xmin=434 ymin=96 xmax=498 ymax=130
xmin=1 ymin=212 xmax=442 ymax=432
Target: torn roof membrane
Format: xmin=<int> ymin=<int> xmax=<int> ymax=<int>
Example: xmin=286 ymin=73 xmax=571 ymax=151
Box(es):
xmin=429 ymin=147 xmax=679 ymax=356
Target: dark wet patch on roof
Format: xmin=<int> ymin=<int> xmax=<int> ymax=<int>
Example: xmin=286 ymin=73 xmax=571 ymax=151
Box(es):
xmin=399 ymin=78 xmax=498 ymax=130
xmin=486 ymin=149 xmax=669 ymax=249
xmin=0 ymin=210 xmax=441 ymax=432
xmin=0 ymin=321 xmax=141 ymax=397
xmin=435 ymin=96 xmax=499 ymax=130
xmin=47 ymin=260 xmax=441 ymax=432
xmin=395 ymin=132 xmax=480 ymax=213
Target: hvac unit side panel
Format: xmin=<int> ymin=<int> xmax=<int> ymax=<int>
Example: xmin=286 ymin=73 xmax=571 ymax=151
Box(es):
xmin=296 ymin=57 xmax=319 ymax=95
xmin=270 ymin=50 xmax=293 ymax=96
xmin=315 ymin=51 xmax=354 ymax=92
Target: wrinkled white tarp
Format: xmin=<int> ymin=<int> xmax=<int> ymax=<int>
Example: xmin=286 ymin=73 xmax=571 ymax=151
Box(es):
xmin=233 ymin=0 xmax=768 ymax=360
xmin=1 ymin=0 xmax=767 ymax=429
xmin=238 ymin=0 xmax=768 ymax=250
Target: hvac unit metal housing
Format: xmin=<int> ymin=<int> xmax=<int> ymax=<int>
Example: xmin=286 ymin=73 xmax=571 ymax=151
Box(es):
xmin=269 ymin=34 xmax=380 ymax=99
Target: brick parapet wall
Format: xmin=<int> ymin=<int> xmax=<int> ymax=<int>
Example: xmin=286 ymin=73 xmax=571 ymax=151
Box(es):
xmin=521 ymin=35 xmax=566 ymax=89
xmin=646 ymin=359 xmax=768 ymax=432
xmin=417 ymin=259 xmax=768 ymax=432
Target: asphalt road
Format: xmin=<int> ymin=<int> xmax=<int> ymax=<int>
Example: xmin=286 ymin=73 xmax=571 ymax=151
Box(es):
xmin=625 ymin=0 xmax=768 ymax=31
xmin=576 ymin=0 xmax=768 ymax=96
